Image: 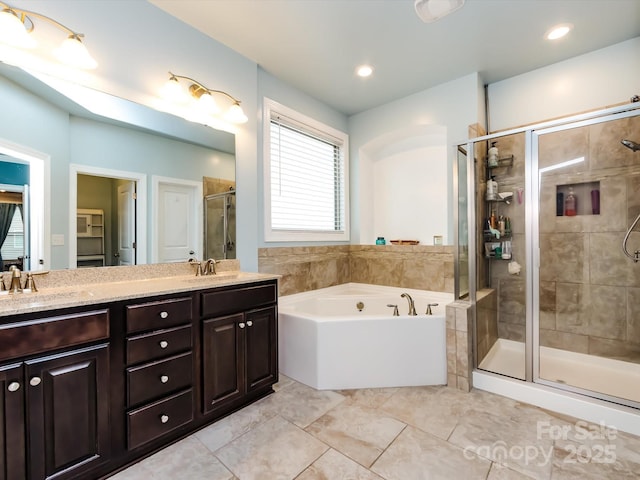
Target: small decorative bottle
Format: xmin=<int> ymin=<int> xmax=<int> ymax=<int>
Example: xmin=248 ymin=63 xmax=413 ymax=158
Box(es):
xmin=565 ymin=187 xmax=577 ymax=216
xmin=376 ymin=236 xmax=386 ymax=245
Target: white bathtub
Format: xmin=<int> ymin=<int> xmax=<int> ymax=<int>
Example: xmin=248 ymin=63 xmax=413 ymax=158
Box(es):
xmin=278 ymin=283 xmax=452 ymax=390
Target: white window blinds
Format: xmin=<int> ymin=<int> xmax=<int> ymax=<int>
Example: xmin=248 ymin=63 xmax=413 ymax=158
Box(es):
xmin=269 ymin=114 xmax=346 ymax=234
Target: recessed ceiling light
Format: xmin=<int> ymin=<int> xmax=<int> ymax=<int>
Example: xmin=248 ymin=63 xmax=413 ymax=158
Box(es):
xmin=546 ymin=23 xmax=573 ymax=40
xmin=356 ymin=65 xmax=373 ymax=78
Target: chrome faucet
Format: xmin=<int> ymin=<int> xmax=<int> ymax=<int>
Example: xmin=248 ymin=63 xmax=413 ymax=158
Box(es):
xmin=401 ymin=293 xmax=417 ymax=316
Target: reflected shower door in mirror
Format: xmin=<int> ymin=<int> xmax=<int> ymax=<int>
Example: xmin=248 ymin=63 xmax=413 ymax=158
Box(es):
xmin=204 ymin=178 xmax=236 ymax=260
xmin=0 ymin=63 xmax=235 ymax=270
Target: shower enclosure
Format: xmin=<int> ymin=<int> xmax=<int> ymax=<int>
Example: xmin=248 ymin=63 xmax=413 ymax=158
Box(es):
xmin=204 ymin=190 xmax=236 ymax=260
xmin=460 ymin=101 xmax=640 ymax=409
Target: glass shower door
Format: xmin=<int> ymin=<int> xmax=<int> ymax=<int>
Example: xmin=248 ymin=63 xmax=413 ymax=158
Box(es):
xmin=204 ymin=192 xmax=236 ymax=260
xmin=534 ymin=110 xmax=640 ymax=407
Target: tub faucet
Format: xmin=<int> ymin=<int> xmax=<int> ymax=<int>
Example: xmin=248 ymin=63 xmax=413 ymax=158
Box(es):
xmin=401 ymin=293 xmax=417 ymax=316
xmin=425 ymin=303 xmax=439 ymax=315
xmin=387 ymin=304 xmax=399 ymax=316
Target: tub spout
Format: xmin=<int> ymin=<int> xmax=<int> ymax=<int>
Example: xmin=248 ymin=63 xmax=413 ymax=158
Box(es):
xmin=401 ymin=293 xmax=417 ymax=316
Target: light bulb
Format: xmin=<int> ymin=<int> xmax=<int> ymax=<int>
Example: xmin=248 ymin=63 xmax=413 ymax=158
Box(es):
xmin=161 ymin=76 xmax=188 ymax=103
xmin=224 ymin=102 xmax=248 ymax=124
xmin=54 ymin=35 xmax=97 ymax=69
xmin=0 ymin=9 xmax=36 ymax=48
xmin=196 ymin=91 xmax=220 ymax=115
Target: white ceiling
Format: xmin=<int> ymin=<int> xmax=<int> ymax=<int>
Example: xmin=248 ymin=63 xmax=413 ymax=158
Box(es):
xmin=150 ymin=0 xmax=640 ymax=116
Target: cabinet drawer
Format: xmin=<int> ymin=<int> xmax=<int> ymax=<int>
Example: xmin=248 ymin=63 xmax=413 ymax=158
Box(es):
xmin=201 ymin=283 xmax=277 ymax=318
xmin=126 ymin=325 xmax=192 ymax=365
xmin=127 ymin=352 xmax=192 ymax=407
xmin=126 ymin=297 xmax=192 ymax=334
xmin=127 ymin=389 xmax=193 ymax=450
xmin=0 ymin=309 xmax=109 ymax=362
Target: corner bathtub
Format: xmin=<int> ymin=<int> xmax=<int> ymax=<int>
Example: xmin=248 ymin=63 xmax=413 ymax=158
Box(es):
xmin=278 ymin=283 xmax=452 ymax=390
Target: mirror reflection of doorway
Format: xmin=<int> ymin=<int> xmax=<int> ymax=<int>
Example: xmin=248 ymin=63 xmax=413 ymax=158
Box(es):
xmin=76 ymin=173 xmax=137 ymax=267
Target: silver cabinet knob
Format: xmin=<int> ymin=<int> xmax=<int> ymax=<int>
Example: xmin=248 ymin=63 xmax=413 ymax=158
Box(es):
xmin=160 ymin=414 xmax=169 ymax=424
xmin=7 ymin=381 xmax=20 ymax=392
xmin=238 ymin=322 xmax=245 ymax=329
xmin=159 ymin=340 xmax=169 ymax=349
xmin=29 ymin=377 xmax=41 ymax=387
xmin=159 ymin=311 xmax=169 ymax=319
xmin=160 ymin=375 xmax=169 ymax=384
xmin=246 ymin=321 xmax=253 ymax=327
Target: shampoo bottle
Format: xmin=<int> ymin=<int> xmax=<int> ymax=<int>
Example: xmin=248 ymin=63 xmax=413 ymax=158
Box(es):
xmin=488 ymin=141 xmax=499 ymax=167
xmin=565 ymin=187 xmax=577 ymax=216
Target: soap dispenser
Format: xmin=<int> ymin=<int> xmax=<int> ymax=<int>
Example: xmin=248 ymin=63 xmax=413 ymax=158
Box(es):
xmin=488 ymin=141 xmax=499 ymax=167
xmin=486 ymin=176 xmax=498 ymax=200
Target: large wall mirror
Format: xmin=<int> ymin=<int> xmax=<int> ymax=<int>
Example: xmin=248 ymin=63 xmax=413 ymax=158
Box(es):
xmin=0 ymin=62 xmax=235 ymax=271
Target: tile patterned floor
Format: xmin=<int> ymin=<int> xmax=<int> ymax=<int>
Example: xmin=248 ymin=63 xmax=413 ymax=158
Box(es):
xmin=109 ymin=376 xmax=640 ymax=480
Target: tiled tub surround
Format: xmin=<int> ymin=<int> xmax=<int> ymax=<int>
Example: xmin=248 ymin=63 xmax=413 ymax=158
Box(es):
xmin=258 ymin=244 xmax=454 ymax=297
xmin=538 ymin=115 xmax=640 ymax=364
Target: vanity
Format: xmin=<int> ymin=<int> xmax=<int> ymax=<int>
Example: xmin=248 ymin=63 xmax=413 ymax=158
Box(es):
xmin=0 ymin=264 xmax=279 ymax=480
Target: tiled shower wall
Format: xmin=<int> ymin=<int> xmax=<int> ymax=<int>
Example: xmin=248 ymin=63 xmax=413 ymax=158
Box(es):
xmin=538 ymin=115 xmax=640 ymax=363
xmin=258 ymin=245 xmax=454 ymax=296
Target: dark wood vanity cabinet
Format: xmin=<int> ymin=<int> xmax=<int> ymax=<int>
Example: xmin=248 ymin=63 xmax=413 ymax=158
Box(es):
xmin=0 ymin=277 xmax=278 ymax=480
xmin=201 ymin=282 xmax=278 ymax=416
xmin=124 ymin=296 xmax=194 ymax=450
xmin=0 ymin=309 xmax=111 ymax=480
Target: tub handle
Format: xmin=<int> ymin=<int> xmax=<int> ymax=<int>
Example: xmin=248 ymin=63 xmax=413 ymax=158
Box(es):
xmin=387 ymin=304 xmax=399 ymax=316
xmin=426 ymin=303 xmax=439 ymax=315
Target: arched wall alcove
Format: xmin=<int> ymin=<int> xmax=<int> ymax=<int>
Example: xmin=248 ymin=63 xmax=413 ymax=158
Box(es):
xmin=358 ymin=124 xmax=448 ymax=245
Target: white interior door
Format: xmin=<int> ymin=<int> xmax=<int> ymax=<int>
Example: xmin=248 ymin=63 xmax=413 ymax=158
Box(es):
xmin=156 ymin=181 xmax=199 ymax=263
xmin=117 ymin=182 xmax=136 ymax=265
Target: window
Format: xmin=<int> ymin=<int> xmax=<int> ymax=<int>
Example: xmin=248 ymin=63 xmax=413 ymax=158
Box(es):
xmin=263 ymin=98 xmax=349 ymax=242
xmin=0 ymin=208 xmax=24 ymax=262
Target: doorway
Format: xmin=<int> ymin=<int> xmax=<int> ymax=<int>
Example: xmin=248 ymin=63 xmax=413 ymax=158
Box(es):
xmin=69 ymin=164 xmax=147 ymax=267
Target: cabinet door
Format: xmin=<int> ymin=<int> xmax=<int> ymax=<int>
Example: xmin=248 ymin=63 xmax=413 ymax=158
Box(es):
xmin=26 ymin=344 xmax=110 ymax=480
xmin=202 ymin=314 xmax=244 ymax=414
xmin=245 ymin=307 xmax=278 ymax=393
xmin=0 ymin=363 xmax=25 ymax=480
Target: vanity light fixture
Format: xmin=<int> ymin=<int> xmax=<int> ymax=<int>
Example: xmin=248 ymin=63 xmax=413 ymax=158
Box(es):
xmin=414 ymin=0 xmax=465 ymax=23
xmin=0 ymin=1 xmax=97 ymax=69
xmin=162 ymin=72 xmax=248 ymax=124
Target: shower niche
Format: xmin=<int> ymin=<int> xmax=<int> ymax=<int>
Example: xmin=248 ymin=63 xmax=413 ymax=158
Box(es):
xmin=555 ymin=181 xmax=600 ymax=216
